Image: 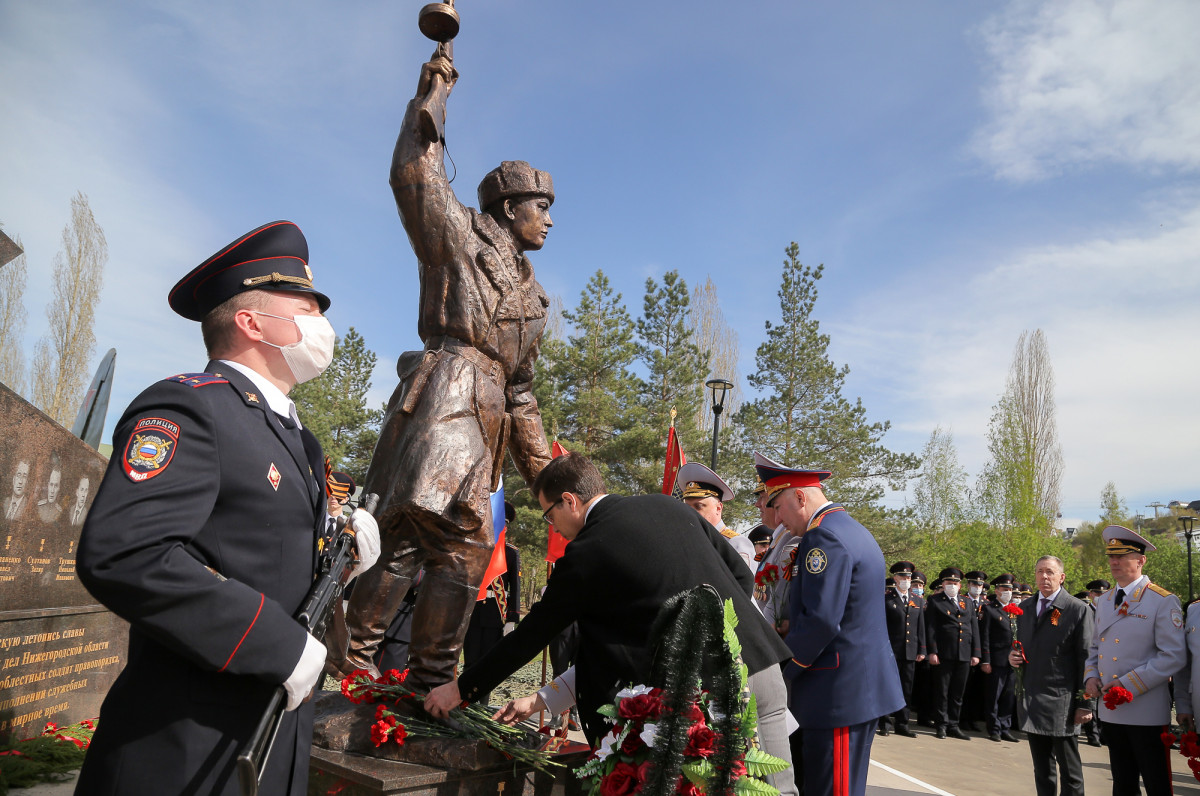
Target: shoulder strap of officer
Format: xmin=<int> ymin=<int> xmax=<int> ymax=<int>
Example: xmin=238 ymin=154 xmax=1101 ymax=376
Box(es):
xmin=164 ymin=372 xmax=230 ymax=388
xmin=1148 ymin=583 xmax=1173 ymax=598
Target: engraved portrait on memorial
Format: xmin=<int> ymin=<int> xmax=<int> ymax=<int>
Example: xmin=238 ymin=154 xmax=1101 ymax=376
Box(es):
xmin=37 ymin=453 xmax=64 ymax=523
xmin=68 ymin=476 xmax=91 ymax=527
xmin=3 ymin=459 xmax=31 ymax=523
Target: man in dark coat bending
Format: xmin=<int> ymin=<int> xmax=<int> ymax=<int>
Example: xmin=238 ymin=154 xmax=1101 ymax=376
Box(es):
xmin=425 ymin=452 xmax=796 ymax=796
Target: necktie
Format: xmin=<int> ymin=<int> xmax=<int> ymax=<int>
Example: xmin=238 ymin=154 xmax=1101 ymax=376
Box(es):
xmin=1115 ymin=589 xmax=1125 ymax=607
xmin=1039 ymin=597 xmax=1050 ymax=617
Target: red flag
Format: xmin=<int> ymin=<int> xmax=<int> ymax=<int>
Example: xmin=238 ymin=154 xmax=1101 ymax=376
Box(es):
xmin=545 ymin=441 xmax=571 ymax=563
xmin=661 ymin=425 xmax=686 ymax=495
xmin=477 ymin=527 xmax=508 ymax=601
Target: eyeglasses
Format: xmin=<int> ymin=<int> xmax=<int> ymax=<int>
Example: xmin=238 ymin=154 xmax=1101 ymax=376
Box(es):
xmin=541 ymin=498 xmax=563 ymax=524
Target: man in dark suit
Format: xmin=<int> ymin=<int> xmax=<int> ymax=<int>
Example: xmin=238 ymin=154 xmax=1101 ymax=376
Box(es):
xmin=425 ymin=452 xmax=796 ymax=796
xmin=979 ymin=573 xmax=1019 ymax=742
xmin=925 ymin=566 xmax=982 ymax=740
xmin=76 ymin=221 xmax=380 ymax=796
xmin=760 ymin=461 xmax=904 ymax=796
xmin=1009 ymin=555 xmax=1094 ymax=796
xmin=881 ymin=560 xmax=925 ymax=738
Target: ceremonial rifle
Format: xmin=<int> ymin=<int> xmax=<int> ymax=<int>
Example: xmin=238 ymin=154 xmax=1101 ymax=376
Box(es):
xmin=236 ymin=493 xmax=378 ymax=796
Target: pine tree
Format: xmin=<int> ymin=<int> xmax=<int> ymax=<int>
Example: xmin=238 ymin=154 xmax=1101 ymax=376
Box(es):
xmin=290 ymin=327 xmax=380 ymax=480
xmin=734 ymin=243 xmax=918 ymax=510
xmin=550 ymin=270 xmax=643 ymax=491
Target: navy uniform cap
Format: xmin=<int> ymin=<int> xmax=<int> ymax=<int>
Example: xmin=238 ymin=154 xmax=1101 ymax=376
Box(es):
xmin=965 ymin=570 xmax=988 ymax=584
xmin=938 ymin=566 xmax=963 ymax=582
xmin=1086 ymin=579 xmax=1111 ymax=591
xmin=912 ymin=570 xmax=926 ymax=584
xmin=991 ymin=573 xmax=1015 ymax=588
xmin=889 ymin=561 xmax=915 ymax=576
xmin=676 ymin=462 xmax=734 ymax=502
xmin=169 ymin=220 xmax=330 ymax=321
xmin=748 ymin=524 xmax=773 ymax=544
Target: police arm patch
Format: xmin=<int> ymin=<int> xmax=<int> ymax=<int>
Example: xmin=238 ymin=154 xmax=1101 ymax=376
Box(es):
xmin=805 ymin=547 xmax=828 ymax=574
xmin=123 ymin=417 xmax=180 ymax=482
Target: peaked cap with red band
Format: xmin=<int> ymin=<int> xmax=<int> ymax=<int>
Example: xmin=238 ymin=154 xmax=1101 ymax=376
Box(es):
xmin=168 ymin=220 xmax=331 ymax=321
xmin=755 ymin=460 xmax=831 ymax=504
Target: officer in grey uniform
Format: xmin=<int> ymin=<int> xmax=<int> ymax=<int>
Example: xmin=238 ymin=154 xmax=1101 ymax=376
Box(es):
xmin=1084 ymin=525 xmax=1186 ymax=796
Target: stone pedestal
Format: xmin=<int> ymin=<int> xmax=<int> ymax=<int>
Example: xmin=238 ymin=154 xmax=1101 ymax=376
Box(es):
xmin=309 ymin=691 xmax=590 ymax=796
xmin=0 ymin=382 xmax=128 ymax=741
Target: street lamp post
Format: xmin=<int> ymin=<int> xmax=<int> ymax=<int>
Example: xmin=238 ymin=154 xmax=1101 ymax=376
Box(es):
xmin=705 ymin=378 xmax=733 ymax=471
xmin=1180 ymin=515 xmax=1197 ymax=603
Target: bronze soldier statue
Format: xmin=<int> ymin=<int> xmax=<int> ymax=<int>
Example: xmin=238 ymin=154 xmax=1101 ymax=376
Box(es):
xmin=337 ymin=40 xmax=554 ymax=687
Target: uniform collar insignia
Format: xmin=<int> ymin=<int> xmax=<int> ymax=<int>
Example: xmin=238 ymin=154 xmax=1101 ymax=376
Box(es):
xmin=245 ymin=392 xmax=259 ymax=403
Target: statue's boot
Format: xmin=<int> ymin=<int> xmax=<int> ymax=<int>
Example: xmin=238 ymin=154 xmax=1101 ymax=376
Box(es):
xmin=338 ymin=563 xmax=415 ymax=680
xmin=404 ymin=570 xmax=479 ymax=689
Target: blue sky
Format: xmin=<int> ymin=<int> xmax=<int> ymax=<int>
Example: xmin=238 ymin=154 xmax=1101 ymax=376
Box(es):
xmin=3 ymin=0 xmax=1199 ymax=524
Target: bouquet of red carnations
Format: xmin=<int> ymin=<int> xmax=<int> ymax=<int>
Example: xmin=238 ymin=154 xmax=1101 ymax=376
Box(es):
xmin=1102 ymin=685 xmax=1133 ymax=711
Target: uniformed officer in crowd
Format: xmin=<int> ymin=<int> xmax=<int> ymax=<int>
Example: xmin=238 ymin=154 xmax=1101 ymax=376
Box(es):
xmin=75 ymin=221 xmax=381 ymax=796
xmin=881 ymin=561 xmax=925 ymax=738
xmin=323 ymin=471 xmax=355 ymax=550
xmin=760 ymin=460 xmax=903 ymax=796
xmin=749 ymin=523 xmax=774 ymax=562
xmin=925 ymin=566 xmax=983 ymax=739
xmin=677 ymin=461 xmax=756 ymax=571
xmin=962 ymin=570 xmax=990 ymax=731
xmin=979 ymin=573 xmax=1019 ymax=742
xmin=463 ymin=501 xmax=522 ymax=705
xmin=1084 ymin=525 xmax=1186 ymax=796
xmin=751 ymin=453 xmax=801 ymax=634
xmin=1019 ymin=583 xmax=1035 ymax=600
xmin=909 ymin=569 xmax=936 ymax=726
xmin=1080 ymin=578 xmax=1108 ymax=747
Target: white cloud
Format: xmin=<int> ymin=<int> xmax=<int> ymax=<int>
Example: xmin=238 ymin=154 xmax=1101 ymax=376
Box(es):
xmin=832 ymin=193 xmax=1200 ymax=514
xmin=972 ymin=0 xmax=1200 ymax=181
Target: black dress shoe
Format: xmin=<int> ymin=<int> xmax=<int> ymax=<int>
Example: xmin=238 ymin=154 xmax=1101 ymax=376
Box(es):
xmin=935 ymin=728 xmax=947 ymax=739
xmin=988 ymin=733 xmax=1001 ymax=742
xmin=947 ymin=727 xmax=971 ymax=740
xmin=895 ymin=727 xmax=918 ymax=738
xmin=1001 ymin=731 xmax=1020 ymax=742
xmin=1087 ymin=738 xmax=1103 ymax=747
xmin=878 ymin=727 xmax=891 ymax=737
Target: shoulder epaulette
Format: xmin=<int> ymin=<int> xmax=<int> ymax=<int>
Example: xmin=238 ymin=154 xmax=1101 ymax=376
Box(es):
xmin=165 ymin=372 xmax=230 ymax=388
xmin=1148 ymin=583 xmax=1173 ymax=598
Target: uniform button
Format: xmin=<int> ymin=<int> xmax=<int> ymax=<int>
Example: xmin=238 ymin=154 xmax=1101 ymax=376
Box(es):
xmin=1100 ymin=637 xmax=1104 ymax=641
xmin=1112 ymin=657 xmax=1117 ymax=662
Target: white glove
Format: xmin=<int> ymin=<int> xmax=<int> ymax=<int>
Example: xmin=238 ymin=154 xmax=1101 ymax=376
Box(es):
xmin=349 ymin=507 xmax=380 ymax=580
xmin=503 ymin=621 xmax=516 ymax=636
xmin=283 ymin=631 xmax=326 ymax=711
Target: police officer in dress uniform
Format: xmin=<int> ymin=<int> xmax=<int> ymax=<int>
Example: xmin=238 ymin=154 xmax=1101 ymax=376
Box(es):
xmin=881 ymin=561 xmax=925 ymax=738
xmin=979 ymin=573 xmax=1019 ymax=742
xmin=909 ymin=569 xmax=936 ymax=727
xmin=75 ymin=221 xmax=381 ymax=796
xmin=676 ymin=461 xmax=756 ymax=571
xmin=925 ymin=566 xmax=983 ymax=740
xmin=323 ymin=471 xmax=355 ymax=551
xmin=751 ymin=453 xmax=802 ymax=634
xmin=759 ymin=460 xmax=903 ymax=796
xmin=1084 ymin=525 xmax=1186 ymax=796
xmin=962 ymin=570 xmax=990 ymax=731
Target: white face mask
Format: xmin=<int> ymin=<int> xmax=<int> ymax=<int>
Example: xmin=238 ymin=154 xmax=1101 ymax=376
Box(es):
xmin=913 ymin=586 xmax=924 ymax=597
xmin=255 ymin=311 xmax=335 ymax=384
xmin=894 ymin=577 xmax=911 ymax=593
xmin=997 ymin=589 xmax=1013 ymax=605
xmin=968 ymin=585 xmax=983 ymax=598
xmin=942 ymin=583 xmax=960 ymax=600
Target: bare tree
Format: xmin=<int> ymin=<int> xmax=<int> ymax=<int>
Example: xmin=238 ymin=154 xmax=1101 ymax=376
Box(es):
xmin=688 ymin=276 xmax=740 ymax=430
xmin=976 ymin=329 xmax=1064 ymax=531
xmin=911 ymin=425 xmax=971 ymax=532
xmin=31 ymin=193 xmax=108 ymax=426
xmin=0 ymin=233 xmax=29 ymax=395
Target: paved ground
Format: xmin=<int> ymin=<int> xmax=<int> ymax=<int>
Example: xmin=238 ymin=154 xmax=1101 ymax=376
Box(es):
xmin=865 ymin=724 xmax=1200 ymax=795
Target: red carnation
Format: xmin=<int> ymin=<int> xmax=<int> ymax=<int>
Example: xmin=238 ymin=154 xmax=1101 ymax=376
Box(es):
xmin=1189 ymin=757 xmax=1200 ymax=775
xmin=683 ymin=723 xmax=716 ymax=758
xmin=1103 ymin=685 xmax=1133 ymax=711
xmin=1162 ymin=731 xmax=1178 ymax=748
xmin=392 ymin=723 xmax=408 ymax=746
xmin=1002 ymin=603 xmax=1023 ymax=616
xmin=41 ymin=722 xmax=59 ymax=734
xmin=1181 ymin=732 xmax=1200 ymax=758
xmin=370 ymin=719 xmax=393 ymax=747
xmin=618 ymin=693 xmax=664 ymax=723
xmin=600 ymin=761 xmax=643 ymax=796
